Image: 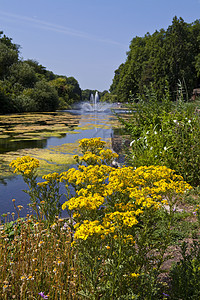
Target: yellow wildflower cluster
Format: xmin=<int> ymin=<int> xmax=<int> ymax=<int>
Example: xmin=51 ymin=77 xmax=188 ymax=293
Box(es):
xmin=43 ymin=172 xmax=60 ymax=182
xmin=79 ymin=137 xmax=106 ymax=154
xmin=37 ymin=172 xmax=60 ymax=187
xmin=99 ymin=149 xmax=118 ymax=164
xmin=74 ymin=220 xmax=104 ymax=240
xmin=62 ymin=193 xmax=104 ymax=211
xmin=74 ymin=211 xmax=139 ymax=240
xmin=9 ymin=156 xmax=39 ymax=176
xmin=103 ymin=211 xmax=139 ymax=227
xmin=78 ymin=151 xmax=102 ymax=165
xmin=62 ymin=161 xmax=192 ymax=241
xmin=60 ymin=165 xmax=112 ymax=187
xmin=76 ymin=149 xmax=118 ymax=166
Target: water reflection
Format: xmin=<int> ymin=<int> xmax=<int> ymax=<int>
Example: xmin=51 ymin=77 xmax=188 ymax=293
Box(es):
xmin=0 ymin=138 xmax=47 ymax=154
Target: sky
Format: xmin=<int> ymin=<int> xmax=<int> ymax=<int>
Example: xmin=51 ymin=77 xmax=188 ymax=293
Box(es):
xmin=0 ymin=0 xmax=200 ymax=92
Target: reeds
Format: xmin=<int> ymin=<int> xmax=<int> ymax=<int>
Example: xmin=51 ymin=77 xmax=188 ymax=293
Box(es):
xmin=0 ymin=214 xmax=80 ymax=299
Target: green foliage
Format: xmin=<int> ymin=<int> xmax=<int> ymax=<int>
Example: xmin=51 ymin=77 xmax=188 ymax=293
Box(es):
xmin=0 ymin=32 xmax=81 ymax=114
xmin=100 ymin=91 xmax=117 ymax=103
xmin=0 ymin=42 xmax=19 ymax=79
xmin=81 ymin=89 xmax=109 ymax=102
xmin=170 ymin=241 xmax=200 ymax=299
xmin=81 ymin=89 xmax=96 ymax=101
xmin=49 ymin=76 xmax=82 ymax=108
xmin=8 ymin=61 xmax=37 ymax=88
xmin=14 ymin=94 xmax=37 ymax=112
xmin=31 ymin=80 xmax=59 ymax=112
xmin=122 ymin=85 xmax=200 ymax=186
xmin=110 ymin=17 xmax=200 ymax=102
xmin=24 ymin=59 xmax=55 ymax=81
xmin=0 ymin=85 xmax=13 ymax=114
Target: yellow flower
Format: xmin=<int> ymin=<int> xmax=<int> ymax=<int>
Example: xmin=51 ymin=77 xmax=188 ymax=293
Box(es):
xmin=130 ymin=273 xmax=140 ymax=278
xmin=74 ymin=220 xmax=103 ymax=240
xmin=64 ymin=193 xmax=104 ymax=211
xmin=20 ymin=276 xmax=26 ymax=280
xmin=10 ymin=156 xmax=39 ymax=175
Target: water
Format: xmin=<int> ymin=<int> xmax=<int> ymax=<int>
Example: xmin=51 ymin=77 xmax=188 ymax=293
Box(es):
xmin=0 ymin=108 xmax=120 ymax=218
xmin=80 ymin=92 xmax=113 ymax=112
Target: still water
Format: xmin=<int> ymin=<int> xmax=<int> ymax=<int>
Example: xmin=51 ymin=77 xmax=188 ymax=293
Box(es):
xmin=0 ymin=109 xmax=121 ymax=218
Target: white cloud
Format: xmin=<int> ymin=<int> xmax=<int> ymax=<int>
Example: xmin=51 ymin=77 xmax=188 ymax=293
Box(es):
xmin=0 ymin=11 xmax=125 ymax=47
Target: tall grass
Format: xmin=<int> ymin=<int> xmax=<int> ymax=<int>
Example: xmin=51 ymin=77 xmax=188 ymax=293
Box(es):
xmin=1 ymin=215 xmax=80 ymax=299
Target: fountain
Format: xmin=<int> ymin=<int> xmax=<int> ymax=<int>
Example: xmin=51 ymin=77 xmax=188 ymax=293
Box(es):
xmin=81 ymin=91 xmax=113 ymax=112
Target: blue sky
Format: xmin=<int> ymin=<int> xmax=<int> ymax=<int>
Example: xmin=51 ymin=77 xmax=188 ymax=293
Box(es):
xmin=0 ymin=0 xmax=200 ymax=91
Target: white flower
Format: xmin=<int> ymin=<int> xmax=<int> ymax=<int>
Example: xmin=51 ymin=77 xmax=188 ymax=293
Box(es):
xmin=164 ymin=146 xmax=167 ymax=151
xmin=188 ymin=119 xmax=191 ymax=124
xmin=173 ymin=120 xmax=177 ymax=123
xmin=154 ymin=131 xmax=157 ymax=135
xmin=61 ymin=222 xmax=68 ymax=231
xmin=150 ymin=147 xmax=153 ymax=150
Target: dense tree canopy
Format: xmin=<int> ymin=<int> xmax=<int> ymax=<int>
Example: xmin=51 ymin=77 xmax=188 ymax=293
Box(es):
xmin=0 ymin=32 xmax=82 ymax=114
xmin=110 ymin=17 xmax=200 ymax=102
xmin=81 ymin=89 xmax=109 ymax=102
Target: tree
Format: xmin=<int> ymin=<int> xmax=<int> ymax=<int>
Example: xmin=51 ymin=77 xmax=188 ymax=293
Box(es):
xmin=0 ymin=31 xmax=82 ymax=113
xmin=82 ymin=89 xmax=96 ymax=101
xmin=110 ymin=63 xmax=124 ymax=94
xmin=31 ymin=80 xmax=59 ymax=111
xmin=65 ymin=77 xmax=82 ymax=103
xmin=0 ymin=82 xmax=13 ymax=114
xmin=0 ymin=43 xmax=18 ymax=79
xmin=8 ymin=61 xmax=37 ymax=88
xmin=49 ymin=76 xmax=81 ymax=108
xmin=164 ymin=17 xmax=197 ymax=97
xmin=110 ymin=17 xmax=200 ymax=102
xmin=25 ymin=59 xmax=56 ymax=81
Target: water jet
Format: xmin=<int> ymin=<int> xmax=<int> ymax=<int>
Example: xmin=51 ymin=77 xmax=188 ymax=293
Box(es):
xmin=81 ymin=92 xmax=113 ymax=112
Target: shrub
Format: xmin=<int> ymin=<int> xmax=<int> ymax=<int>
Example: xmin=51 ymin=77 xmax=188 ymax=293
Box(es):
xmin=121 ymin=86 xmax=200 ymax=186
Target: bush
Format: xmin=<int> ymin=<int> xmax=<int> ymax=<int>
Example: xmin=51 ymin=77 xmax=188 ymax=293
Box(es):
xmin=121 ymin=86 xmax=200 ymax=186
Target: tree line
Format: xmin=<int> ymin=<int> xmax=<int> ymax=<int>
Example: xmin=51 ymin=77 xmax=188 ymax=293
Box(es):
xmin=106 ymin=17 xmax=200 ymax=102
xmin=0 ymin=31 xmax=82 ymax=114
